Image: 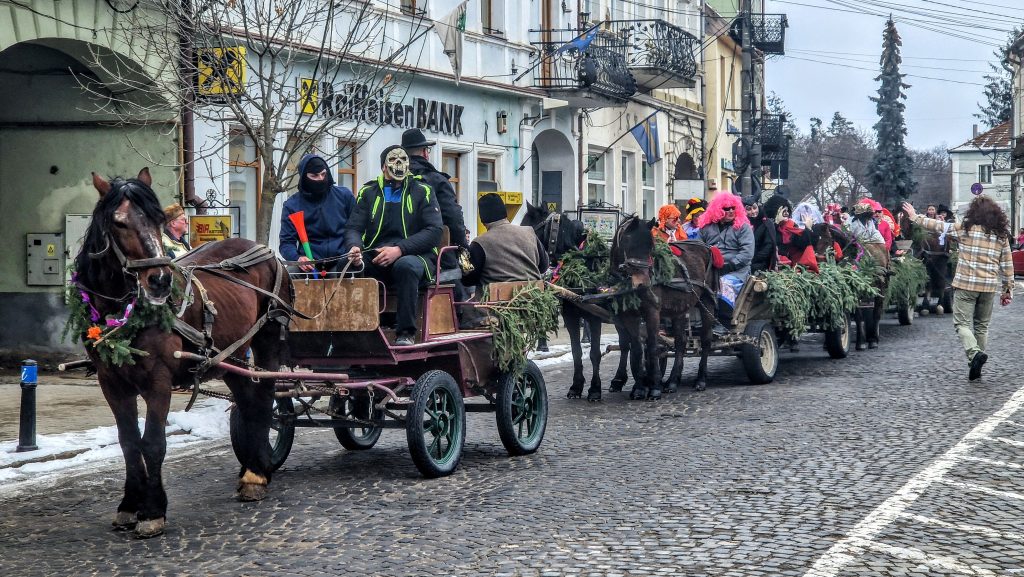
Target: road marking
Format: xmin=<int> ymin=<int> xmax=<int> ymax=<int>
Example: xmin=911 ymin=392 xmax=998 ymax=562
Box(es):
xmin=803 ymin=385 xmax=1024 ymax=577
xmin=961 ymin=454 xmax=1024 ymax=470
xmin=984 ymin=435 xmax=1024 ymax=448
xmin=851 ymin=537 xmax=998 ymax=577
xmin=897 ymin=512 xmax=1024 ymax=542
xmin=937 ymin=478 xmax=1024 ymax=502
xmin=1002 ymin=419 xmax=1024 ymax=429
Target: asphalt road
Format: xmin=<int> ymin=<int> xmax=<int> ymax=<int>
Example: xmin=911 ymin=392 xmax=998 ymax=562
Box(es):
xmin=1 ymin=303 xmax=1023 ymax=577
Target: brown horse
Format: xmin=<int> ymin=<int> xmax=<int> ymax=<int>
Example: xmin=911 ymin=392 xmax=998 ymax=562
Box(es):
xmin=609 ymin=216 xmax=716 ymax=400
xmin=899 ymin=215 xmax=954 ymax=313
xmin=73 ymin=168 xmax=292 ymax=537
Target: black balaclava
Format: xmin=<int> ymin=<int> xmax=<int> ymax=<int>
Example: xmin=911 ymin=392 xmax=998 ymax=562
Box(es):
xmin=300 ymin=157 xmax=331 ymax=199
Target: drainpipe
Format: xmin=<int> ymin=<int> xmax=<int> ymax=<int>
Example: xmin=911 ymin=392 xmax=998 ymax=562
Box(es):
xmin=179 ymin=0 xmax=206 ymax=214
xmin=577 ymin=110 xmax=585 ymax=208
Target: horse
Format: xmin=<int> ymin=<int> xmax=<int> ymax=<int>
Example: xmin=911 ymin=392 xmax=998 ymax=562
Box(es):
xmin=521 ymin=203 xmax=631 ymax=401
xmin=900 ymin=215 xmax=954 ymax=313
xmin=812 ymin=223 xmax=887 ymax=350
xmin=73 ymin=168 xmax=292 ymax=538
xmin=609 ymin=215 xmax=716 ymax=400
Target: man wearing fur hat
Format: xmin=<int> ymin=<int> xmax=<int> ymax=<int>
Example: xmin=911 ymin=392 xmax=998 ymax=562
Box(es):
xmin=162 ymin=203 xmax=191 ymax=258
xmin=461 ymin=193 xmax=548 ymax=287
xmin=346 ymin=145 xmax=443 ymax=347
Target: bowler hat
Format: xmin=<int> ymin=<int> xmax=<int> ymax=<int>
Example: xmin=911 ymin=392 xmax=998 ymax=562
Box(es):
xmin=401 ymin=128 xmax=435 ymax=149
xmin=478 ymin=193 xmax=507 ymax=224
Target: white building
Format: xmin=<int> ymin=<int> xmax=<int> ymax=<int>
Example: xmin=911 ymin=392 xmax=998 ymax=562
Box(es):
xmin=947 ymin=121 xmax=1012 ymax=220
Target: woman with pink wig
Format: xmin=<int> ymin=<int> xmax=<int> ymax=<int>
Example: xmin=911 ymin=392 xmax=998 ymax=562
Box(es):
xmin=698 ymin=192 xmax=755 ymax=318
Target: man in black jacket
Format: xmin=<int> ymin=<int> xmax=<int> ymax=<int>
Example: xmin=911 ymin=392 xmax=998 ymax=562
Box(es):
xmin=346 ymin=145 xmax=443 ymax=346
xmin=402 ymin=128 xmax=470 ymax=269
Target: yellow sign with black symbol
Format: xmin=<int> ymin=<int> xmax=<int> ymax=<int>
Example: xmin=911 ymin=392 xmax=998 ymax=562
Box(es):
xmin=46 ymin=244 xmax=56 ymax=257
xmin=197 ymin=46 xmax=246 ymax=96
xmin=299 ymin=78 xmax=318 ymax=115
xmin=189 ymin=215 xmax=233 ymax=247
xmin=476 ymin=191 xmax=525 ymax=235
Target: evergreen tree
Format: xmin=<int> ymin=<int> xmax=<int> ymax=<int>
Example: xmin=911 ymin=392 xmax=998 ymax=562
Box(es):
xmin=975 ymin=27 xmax=1021 ymax=128
xmin=867 ymin=19 xmax=916 ymax=206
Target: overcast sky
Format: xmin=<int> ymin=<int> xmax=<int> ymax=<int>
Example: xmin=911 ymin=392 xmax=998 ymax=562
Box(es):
xmin=764 ymin=0 xmax=1022 ymax=151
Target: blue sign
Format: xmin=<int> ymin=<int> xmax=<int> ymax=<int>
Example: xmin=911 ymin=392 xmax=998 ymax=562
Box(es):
xmin=21 ymin=364 xmax=37 ymax=384
xmin=971 ymin=182 xmax=984 ymax=195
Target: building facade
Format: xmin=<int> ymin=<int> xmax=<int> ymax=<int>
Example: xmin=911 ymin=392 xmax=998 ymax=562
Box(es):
xmin=948 ymin=122 xmax=1013 ymax=221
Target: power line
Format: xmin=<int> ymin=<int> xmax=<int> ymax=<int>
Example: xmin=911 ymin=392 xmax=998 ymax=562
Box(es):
xmin=781 ymin=54 xmax=988 ymax=86
xmin=788 ymin=48 xmax=993 ymax=63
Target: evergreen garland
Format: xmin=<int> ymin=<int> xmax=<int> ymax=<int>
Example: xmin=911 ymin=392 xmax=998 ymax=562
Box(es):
xmin=762 ymin=263 xmax=878 ymax=338
xmin=554 ymin=231 xmax=611 ymax=290
xmin=480 ymin=283 xmax=559 ymax=374
xmin=63 ymin=271 xmax=177 ymax=367
xmin=885 ymin=257 xmax=928 ymax=308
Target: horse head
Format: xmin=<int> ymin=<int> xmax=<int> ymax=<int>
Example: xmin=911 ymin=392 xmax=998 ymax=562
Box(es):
xmin=80 ymin=167 xmax=174 ymax=305
xmin=812 ymin=223 xmax=858 ymax=263
xmin=611 ymin=215 xmax=657 ymax=288
xmin=522 ymin=202 xmax=586 ymax=261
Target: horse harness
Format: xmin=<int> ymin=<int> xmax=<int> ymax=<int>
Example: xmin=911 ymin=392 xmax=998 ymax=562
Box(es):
xmin=534 ymin=212 xmax=562 ymax=258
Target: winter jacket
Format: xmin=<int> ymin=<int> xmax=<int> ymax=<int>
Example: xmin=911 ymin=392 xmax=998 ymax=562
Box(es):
xmin=699 ymin=221 xmax=756 ymax=280
xmin=344 ymin=174 xmax=443 ymax=261
xmin=279 ymin=154 xmax=355 ymax=262
xmin=750 ymin=217 xmax=777 ymax=273
xmin=409 ymin=155 xmax=469 ymax=269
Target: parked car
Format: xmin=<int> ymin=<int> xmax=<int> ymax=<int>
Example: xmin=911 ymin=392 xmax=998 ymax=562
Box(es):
xmin=1013 ymin=250 xmax=1024 ymax=277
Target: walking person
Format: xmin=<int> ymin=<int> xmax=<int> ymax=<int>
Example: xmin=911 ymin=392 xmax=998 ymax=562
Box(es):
xmin=902 ymin=197 xmax=1014 ymax=380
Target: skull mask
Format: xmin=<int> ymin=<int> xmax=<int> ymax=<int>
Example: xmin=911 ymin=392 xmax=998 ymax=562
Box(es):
xmin=385 ymin=148 xmax=410 ymax=180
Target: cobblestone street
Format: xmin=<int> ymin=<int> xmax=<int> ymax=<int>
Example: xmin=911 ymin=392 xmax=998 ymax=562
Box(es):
xmin=2 ymin=303 xmax=1023 ymax=577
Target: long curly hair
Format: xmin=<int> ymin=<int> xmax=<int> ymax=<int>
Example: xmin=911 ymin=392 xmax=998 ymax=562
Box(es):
xmin=698 ymin=192 xmax=749 ymax=230
xmin=962 ymin=196 xmax=1010 ymax=240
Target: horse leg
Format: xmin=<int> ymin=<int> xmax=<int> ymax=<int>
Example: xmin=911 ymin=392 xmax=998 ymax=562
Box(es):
xmin=134 ymin=383 xmax=171 ymax=538
xmin=855 ymin=306 xmax=867 ymax=351
xmin=102 ymin=384 xmax=145 ymax=532
xmin=663 ymin=316 xmax=684 ymax=394
xmin=609 ymin=321 xmax=629 ymax=392
xmin=586 ymin=316 xmax=604 ymax=402
xmin=564 ymin=308 xmax=585 ymax=399
xmin=225 ymin=370 xmax=276 ymax=502
xmin=693 ymin=299 xmax=714 ymax=392
xmin=644 ymin=304 xmax=662 ymax=401
xmin=867 ymin=297 xmax=883 ymax=348
xmin=625 ymin=315 xmax=648 ymax=400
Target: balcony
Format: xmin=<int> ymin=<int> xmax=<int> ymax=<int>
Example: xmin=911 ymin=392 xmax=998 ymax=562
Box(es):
xmin=603 ymin=19 xmax=699 ymax=91
xmin=757 ymin=113 xmax=787 ymax=153
xmin=529 ymin=26 xmax=637 ymax=107
xmin=729 ymin=14 xmax=789 ymax=55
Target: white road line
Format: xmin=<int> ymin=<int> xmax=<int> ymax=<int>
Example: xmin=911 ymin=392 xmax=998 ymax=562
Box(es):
xmin=984 ymin=435 xmax=1024 ymax=449
xmin=1002 ymin=420 xmax=1024 ymax=429
xmin=897 ymin=512 xmax=1024 ymax=542
xmin=937 ymin=478 xmax=1024 ymax=502
xmin=854 ymin=537 xmax=998 ymax=577
xmin=803 ymin=385 xmax=1024 ymax=577
xmin=961 ymin=454 xmax=1024 ymax=470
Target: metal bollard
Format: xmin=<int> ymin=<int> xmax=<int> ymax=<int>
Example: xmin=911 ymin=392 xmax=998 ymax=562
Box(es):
xmin=16 ymin=359 xmax=38 ymax=452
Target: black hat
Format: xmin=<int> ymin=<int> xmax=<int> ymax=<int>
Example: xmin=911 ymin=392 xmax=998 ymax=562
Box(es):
xmin=401 ymin=128 xmax=435 ymax=150
xmin=741 ymin=195 xmax=759 ymax=207
xmin=478 ymin=193 xmax=507 ymax=224
xmin=762 ymin=194 xmax=792 ymax=219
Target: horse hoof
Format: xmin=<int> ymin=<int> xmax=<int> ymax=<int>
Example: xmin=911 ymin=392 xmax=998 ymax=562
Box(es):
xmin=693 ymin=381 xmax=706 ymax=392
xmin=133 ymin=518 xmax=165 ymax=539
xmin=587 ymin=390 xmax=602 ymax=402
xmin=237 ymin=482 xmax=269 ymax=502
xmin=868 ymin=342 xmax=878 ymax=350
xmin=664 ymin=384 xmax=677 ymax=394
xmin=647 ymin=390 xmax=662 ymax=401
xmin=566 ymin=390 xmax=583 ymax=399
xmin=112 ymin=511 xmax=137 ymax=531
xmin=609 ymin=380 xmax=625 ymax=392
xmin=855 ymin=344 xmax=866 ymax=351
xmin=934 ymin=305 xmax=944 ymax=315
xmin=629 ymin=387 xmax=648 ymax=400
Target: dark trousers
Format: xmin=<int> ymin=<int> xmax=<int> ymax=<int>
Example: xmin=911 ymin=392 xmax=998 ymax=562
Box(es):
xmin=363 ymin=255 xmax=435 ymax=336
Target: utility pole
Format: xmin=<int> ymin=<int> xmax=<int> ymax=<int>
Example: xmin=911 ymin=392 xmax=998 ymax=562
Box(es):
xmin=739 ymin=0 xmax=760 ymax=198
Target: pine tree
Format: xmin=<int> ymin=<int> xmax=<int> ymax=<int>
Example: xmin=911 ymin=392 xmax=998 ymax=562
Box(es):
xmin=975 ymin=27 xmax=1021 ymax=128
xmin=867 ymin=19 xmax=916 ymax=206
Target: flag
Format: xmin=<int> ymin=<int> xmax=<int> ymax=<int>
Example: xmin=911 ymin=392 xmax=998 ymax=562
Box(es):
xmin=631 ymin=113 xmax=661 ymax=165
xmin=433 ymin=1 xmax=469 ymax=85
xmin=555 ymin=27 xmax=598 ymax=56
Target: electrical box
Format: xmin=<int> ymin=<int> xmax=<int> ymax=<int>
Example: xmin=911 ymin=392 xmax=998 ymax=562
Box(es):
xmin=26 ymin=233 xmax=65 ymax=286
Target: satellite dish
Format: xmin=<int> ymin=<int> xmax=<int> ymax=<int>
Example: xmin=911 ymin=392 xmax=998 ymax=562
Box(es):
xmin=971 ymin=182 xmax=984 ymax=195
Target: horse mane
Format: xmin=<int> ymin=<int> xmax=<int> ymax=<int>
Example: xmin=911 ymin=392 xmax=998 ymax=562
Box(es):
xmin=75 ymin=177 xmax=165 ymax=283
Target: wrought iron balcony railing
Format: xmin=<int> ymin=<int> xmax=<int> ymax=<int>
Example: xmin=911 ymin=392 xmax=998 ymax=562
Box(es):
xmin=757 ymin=113 xmax=787 ymax=153
xmin=529 ymin=26 xmax=636 ymax=106
xmin=602 ymin=19 xmax=699 ymax=91
xmin=992 ymin=150 xmax=1013 ymax=172
xmin=729 ymin=14 xmax=789 ymax=55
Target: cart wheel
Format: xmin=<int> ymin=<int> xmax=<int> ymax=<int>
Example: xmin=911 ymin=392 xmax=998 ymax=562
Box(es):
xmin=330 ymin=394 xmax=383 ymax=451
xmin=824 ymin=314 xmax=850 ymax=359
xmin=406 ymin=371 xmax=466 ymax=478
xmin=495 ymin=361 xmax=548 ymax=456
xmin=741 ymin=320 xmax=777 ymax=384
xmin=230 ymin=397 xmax=295 ymax=473
xmin=897 ymin=302 xmax=914 ymax=325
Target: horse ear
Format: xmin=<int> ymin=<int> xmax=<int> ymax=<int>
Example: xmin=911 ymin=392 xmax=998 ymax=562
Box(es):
xmin=92 ymin=172 xmax=111 ymax=197
xmin=137 ymin=167 xmax=152 ymax=186
xmin=646 ymin=217 xmax=658 ymax=230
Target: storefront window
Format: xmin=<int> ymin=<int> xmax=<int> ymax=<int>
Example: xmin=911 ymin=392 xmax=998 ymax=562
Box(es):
xmin=336 ymin=140 xmax=358 ymax=191
xmin=443 ymin=152 xmax=461 ymax=202
xmin=229 ymin=130 xmax=260 ymax=239
xmin=587 ymin=151 xmax=606 ymax=205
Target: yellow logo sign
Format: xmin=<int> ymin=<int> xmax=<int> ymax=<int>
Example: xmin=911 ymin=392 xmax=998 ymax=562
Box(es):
xmin=546 ymin=202 xmax=559 ymax=213
xmin=299 ymin=78 xmax=318 ymax=115
xmin=197 ymin=47 xmax=246 ymax=96
xmin=46 ymin=244 xmax=56 ymax=257
xmin=189 ymin=215 xmax=233 ymax=247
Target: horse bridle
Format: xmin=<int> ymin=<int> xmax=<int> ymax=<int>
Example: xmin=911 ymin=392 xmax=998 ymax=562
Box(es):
xmin=533 ymin=212 xmax=562 ymax=259
xmin=107 ymin=234 xmax=174 ymax=271
xmin=611 ymin=217 xmax=653 ymax=274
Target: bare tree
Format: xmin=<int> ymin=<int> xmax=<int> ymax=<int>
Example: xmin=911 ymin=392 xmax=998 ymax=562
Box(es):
xmin=787 ymin=113 xmax=875 ymax=209
xmin=79 ymin=0 xmax=426 ymax=243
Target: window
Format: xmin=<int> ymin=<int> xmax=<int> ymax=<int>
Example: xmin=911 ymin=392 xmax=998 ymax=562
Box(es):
xmin=482 ymin=0 xmax=504 ymax=36
xmin=477 ymin=158 xmax=498 ymax=193
xmin=336 ymin=140 xmax=358 ymax=191
xmin=587 ymin=150 xmax=607 ymax=205
xmin=229 ymin=130 xmax=261 ymax=239
xmin=620 ymin=152 xmax=634 ymax=212
xmin=400 ymin=0 xmax=424 ymax=16
xmin=642 ymin=155 xmax=656 ymax=219
xmin=442 ymin=152 xmax=461 ymax=202
xmin=979 ymin=164 xmax=993 ymax=184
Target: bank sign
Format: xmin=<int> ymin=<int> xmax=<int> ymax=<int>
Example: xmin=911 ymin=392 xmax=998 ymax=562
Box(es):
xmin=300 ymin=80 xmax=465 ymax=137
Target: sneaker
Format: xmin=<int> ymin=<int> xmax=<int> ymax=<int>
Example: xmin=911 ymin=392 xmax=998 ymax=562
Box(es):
xmin=395 ymin=334 xmax=415 ymax=347
xmin=969 ymin=352 xmax=988 ymax=381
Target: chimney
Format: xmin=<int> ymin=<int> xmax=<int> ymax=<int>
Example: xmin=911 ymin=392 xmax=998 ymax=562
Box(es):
xmin=973 ymin=124 xmax=979 ymax=138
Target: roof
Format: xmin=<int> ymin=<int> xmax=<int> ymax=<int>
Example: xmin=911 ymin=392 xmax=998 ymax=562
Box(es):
xmin=950 ymin=120 xmax=1012 ymax=152
xmin=798 ymin=166 xmax=870 ymax=206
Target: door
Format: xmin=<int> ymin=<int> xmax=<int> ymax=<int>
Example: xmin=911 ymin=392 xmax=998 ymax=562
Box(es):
xmin=542 ymin=170 xmax=562 ymax=213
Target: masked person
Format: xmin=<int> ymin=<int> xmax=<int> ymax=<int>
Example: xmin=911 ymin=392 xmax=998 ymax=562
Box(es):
xmin=461 ymin=193 xmax=549 ymax=287
xmin=744 ymin=196 xmax=777 ymax=274
xmin=346 ymin=145 xmax=443 ymax=347
xmin=279 ymin=154 xmax=355 ymax=273
xmin=162 ymin=203 xmax=191 ymax=258
xmin=763 ymin=194 xmax=820 ymax=272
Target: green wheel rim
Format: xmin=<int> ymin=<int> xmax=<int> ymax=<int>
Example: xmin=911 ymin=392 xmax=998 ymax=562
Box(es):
xmin=511 ymin=372 xmax=543 ymax=444
xmin=423 ymin=387 xmax=462 ymax=465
